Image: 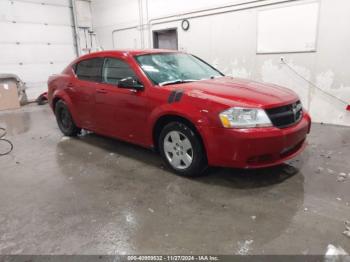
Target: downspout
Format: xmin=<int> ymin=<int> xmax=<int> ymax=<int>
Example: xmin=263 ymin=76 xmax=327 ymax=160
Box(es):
xmin=71 ymin=0 xmax=81 ymax=56
xmin=138 ymin=0 xmax=145 ymax=48
xmin=145 ymin=0 xmax=150 ymax=48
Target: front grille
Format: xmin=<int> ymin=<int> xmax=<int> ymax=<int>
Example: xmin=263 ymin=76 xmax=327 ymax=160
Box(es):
xmin=265 ymin=101 xmax=303 ymax=128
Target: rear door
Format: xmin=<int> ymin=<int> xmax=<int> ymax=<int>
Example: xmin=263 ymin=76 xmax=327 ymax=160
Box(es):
xmin=71 ymin=57 xmax=103 ymax=130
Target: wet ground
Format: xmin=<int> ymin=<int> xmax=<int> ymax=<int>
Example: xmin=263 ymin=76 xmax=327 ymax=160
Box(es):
xmin=0 ymin=104 xmax=349 ymax=255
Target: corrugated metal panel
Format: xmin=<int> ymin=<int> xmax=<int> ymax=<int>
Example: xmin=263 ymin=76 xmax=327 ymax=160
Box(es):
xmin=0 ymin=63 xmax=70 ymax=98
xmin=0 ymin=44 xmax=75 ymax=64
xmin=0 ymin=23 xmax=74 ymax=43
xmin=0 ymin=0 xmax=76 ymax=99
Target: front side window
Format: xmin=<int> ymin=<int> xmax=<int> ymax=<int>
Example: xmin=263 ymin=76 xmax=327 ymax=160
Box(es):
xmin=102 ymin=58 xmax=137 ymax=85
xmin=134 ymin=53 xmax=223 ymax=86
xmin=75 ymin=58 xmax=104 ymax=82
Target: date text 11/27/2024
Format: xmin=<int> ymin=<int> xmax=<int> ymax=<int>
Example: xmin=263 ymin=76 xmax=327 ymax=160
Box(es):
xmin=127 ymin=255 xmax=219 ymax=261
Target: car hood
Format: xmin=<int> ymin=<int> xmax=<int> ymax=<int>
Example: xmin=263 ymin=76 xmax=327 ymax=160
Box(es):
xmin=170 ymin=77 xmax=299 ymax=108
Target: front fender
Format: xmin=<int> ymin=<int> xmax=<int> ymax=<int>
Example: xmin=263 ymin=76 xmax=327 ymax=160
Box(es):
xmin=147 ymin=99 xmax=213 ymax=150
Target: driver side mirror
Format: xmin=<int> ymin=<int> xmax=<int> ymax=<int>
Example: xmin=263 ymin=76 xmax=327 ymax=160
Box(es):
xmin=118 ymin=77 xmax=144 ymax=91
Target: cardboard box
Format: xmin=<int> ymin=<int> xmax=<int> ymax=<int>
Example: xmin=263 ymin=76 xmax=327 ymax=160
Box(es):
xmin=0 ymin=80 xmax=20 ymax=111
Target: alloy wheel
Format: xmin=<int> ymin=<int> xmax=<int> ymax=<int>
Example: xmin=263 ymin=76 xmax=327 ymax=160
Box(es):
xmin=163 ymin=130 xmax=193 ymax=170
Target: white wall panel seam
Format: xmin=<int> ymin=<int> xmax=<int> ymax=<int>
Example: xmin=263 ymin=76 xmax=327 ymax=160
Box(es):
xmin=0 ymin=20 xmax=73 ymax=27
xmin=1 ymin=0 xmax=71 ymax=8
xmin=0 ymin=61 xmax=73 ymax=65
xmin=0 ymin=42 xmax=74 ymax=45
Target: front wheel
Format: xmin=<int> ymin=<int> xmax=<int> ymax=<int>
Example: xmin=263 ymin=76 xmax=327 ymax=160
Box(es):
xmin=159 ymin=122 xmax=207 ymax=177
xmin=55 ymin=100 xmax=81 ymax=136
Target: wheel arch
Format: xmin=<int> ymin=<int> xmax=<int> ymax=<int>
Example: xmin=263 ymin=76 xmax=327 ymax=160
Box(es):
xmin=52 ymin=93 xmax=81 ymax=127
xmin=52 ymin=96 xmax=61 ymax=111
xmin=152 ymin=114 xmax=207 ymax=155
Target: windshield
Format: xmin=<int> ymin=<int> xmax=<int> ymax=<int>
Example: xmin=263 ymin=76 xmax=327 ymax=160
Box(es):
xmin=134 ymin=53 xmax=224 ymax=86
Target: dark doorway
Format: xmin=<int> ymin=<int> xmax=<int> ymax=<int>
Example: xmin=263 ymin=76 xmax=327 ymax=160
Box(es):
xmin=153 ymin=29 xmax=178 ymax=50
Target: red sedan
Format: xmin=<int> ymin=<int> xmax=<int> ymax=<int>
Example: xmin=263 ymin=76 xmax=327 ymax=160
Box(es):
xmin=48 ymin=49 xmax=311 ymax=176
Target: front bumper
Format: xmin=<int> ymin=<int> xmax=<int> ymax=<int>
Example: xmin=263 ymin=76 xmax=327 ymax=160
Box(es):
xmin=201 ymin=113 xmax=311 ymax=169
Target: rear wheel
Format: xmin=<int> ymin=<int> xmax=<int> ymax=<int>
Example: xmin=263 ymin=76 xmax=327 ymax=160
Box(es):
xmin=159 ymin=122 xmax=207 ymax=177
xmin=55 ymin=100 xmax=80 ymax=136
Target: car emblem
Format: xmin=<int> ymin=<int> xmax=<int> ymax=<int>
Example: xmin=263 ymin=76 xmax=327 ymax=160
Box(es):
xmin=292 ymin=103 xmax=298 ymax=121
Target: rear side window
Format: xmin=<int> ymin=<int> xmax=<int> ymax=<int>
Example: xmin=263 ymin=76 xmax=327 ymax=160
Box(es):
xmin=75 ymin=58 xmax=104 ymax=82
xmin=102 ymin=58 xmax=137 ymax=85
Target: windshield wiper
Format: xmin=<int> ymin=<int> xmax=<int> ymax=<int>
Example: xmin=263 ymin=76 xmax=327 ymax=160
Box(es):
xmin=159 ymin=79 xmax=197 ymax=86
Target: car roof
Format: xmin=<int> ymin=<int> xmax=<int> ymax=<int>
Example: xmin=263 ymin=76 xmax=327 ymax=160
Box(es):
xmin=78 ymin=49 xmax=182 ymax=60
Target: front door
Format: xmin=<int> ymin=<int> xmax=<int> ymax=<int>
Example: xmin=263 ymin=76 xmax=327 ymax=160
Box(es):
xmin=94 ymin=57 xmax=149 ymax=145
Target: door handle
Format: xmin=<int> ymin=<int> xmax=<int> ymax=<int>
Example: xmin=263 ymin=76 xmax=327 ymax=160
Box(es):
xmin=97 ymin=89 xmax=107 ymax=94
xmin=67 ymin=83 xmax=74 ymax=87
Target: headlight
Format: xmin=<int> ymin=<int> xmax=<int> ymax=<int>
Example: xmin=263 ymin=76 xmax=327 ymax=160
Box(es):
xmin=219 ymin=107 xmax=272 ymax=128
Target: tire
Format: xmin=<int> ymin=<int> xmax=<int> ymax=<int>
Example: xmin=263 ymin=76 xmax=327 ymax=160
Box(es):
xmin=55 ymin=100 xmax=80 ymax=136
xmin=159 ymin=122 xmax=207 ymax=177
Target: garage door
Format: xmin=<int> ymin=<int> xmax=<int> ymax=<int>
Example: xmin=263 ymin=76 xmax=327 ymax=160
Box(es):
xmin=0 ymin=0 xmax=77 ymax=100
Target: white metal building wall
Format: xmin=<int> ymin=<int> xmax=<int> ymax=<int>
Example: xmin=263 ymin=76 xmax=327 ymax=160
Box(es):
xmin=0 ymin=0 xmax=77 ymax=100
xmin=91 ymin=0 xmax=350 ymax=126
